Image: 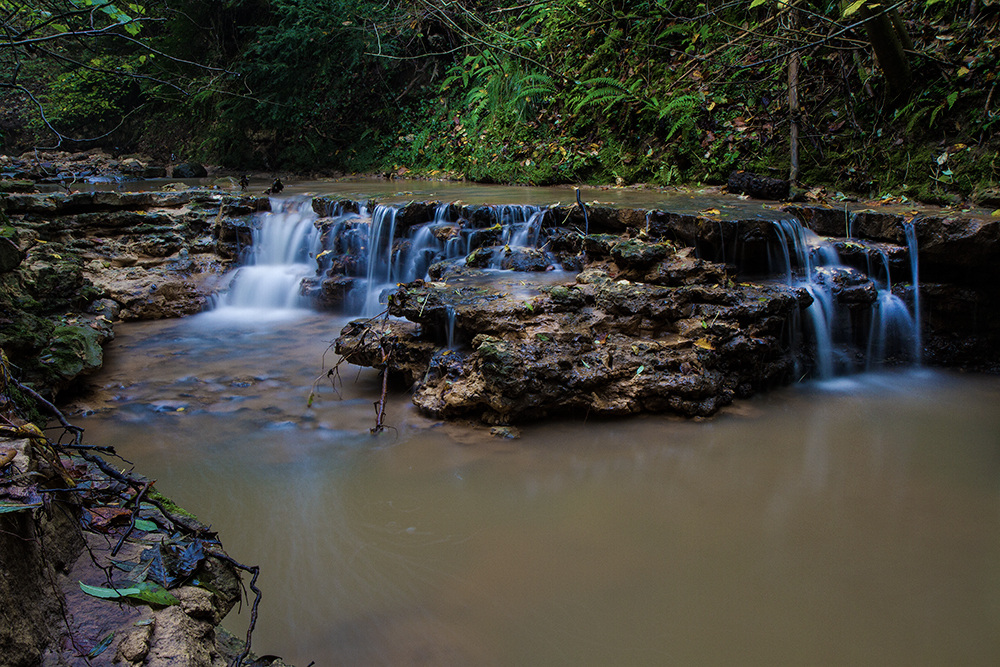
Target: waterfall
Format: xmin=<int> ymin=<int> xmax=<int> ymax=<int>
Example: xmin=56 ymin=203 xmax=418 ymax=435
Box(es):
xmin=772 ymin=219 xmax=841 ymax=378
xmin=214 ymin=197 xmax=320 ymax=314
xmin=772 ymin=217 xmax=922 ymax=378
xmin=904 ymin=222 xmax=923 ymax=363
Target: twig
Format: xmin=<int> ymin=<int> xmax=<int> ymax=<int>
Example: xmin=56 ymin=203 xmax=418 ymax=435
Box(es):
xmin=8 ymin=378 xmax=83 ymax=445
xmin=206 ymin=549 xmax=262 ymax=667
xmin=111 ymin=481 xmax=151 ymax=557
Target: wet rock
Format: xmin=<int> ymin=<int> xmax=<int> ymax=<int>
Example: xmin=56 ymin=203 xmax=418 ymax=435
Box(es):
xmin=341 ymin=264 xmax=805 ymax=424
xmin=306 ymin=274 xmax=357 ymax=310
xmin=171 ymin=162 xmax=209 ymax=179
xmin=642 ymin=247 xmax=728 ymax=286
xmin=813 ymin=266 xmax=878 ymax=305
xmin=490 ymin=426 xmax=522 ymax=439
xmin=727 ymin=170 xmax=790 ymax=200
xmin=610 ymin=237 xmax=676 ymax=268
xmin=0 ymin=235 xmax=25 ymax=273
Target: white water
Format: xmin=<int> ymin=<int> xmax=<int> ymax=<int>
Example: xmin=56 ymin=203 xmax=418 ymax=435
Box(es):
xmin=771 ymin=218 xmax=921 ymax=377
xmin=213 ymin=198 xmax=320 ymax=320
xmin=210 ymin=197 xmax=924 ymax=378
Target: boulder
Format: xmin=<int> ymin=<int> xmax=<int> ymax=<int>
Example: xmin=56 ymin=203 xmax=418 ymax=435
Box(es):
xmin=171 ymin=162 xmax=209 ymax=179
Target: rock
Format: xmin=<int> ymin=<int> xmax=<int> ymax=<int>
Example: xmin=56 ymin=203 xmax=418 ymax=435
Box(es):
xmin=341 ymin=265 xmax=805 ymax=423
xmin=490 ymin=425 xmax=521 ymax=439
xmin=727 ymin=170 xmax=791 ymax=200
xmin=813 ymin=266 xmax=878 ymax=305
xmin=116 ymin=621 xmax=154 ymax=664
xmin=171 ymin=162 xmax=209 ymax=179
xmin=0 ymin=236 xmax=25 ymax=273
xmin=40 ymin=322 xmax=110 ymax=383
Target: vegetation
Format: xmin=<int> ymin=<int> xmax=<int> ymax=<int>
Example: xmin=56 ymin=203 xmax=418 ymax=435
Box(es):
xmin=2 ymin=0 xmax=998 ymax=201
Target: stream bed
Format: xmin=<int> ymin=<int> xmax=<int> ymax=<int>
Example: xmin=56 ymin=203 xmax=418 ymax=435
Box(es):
xmin=71 ymin=309 xmax=1000 ymax=666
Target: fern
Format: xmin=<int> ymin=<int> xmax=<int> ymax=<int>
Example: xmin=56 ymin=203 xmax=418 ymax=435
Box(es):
xmin=648 ymin=93 xmax=701 ymax=140
xmin=572 ymin=77 xmax=633 ymax=113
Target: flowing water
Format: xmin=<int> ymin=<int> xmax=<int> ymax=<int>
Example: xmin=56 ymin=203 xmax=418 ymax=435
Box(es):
xmin=68 ymin=184 xmax=1000 ymax=665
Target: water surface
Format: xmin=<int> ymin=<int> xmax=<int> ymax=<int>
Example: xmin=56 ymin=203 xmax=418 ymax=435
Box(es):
xmin=73 ymin=313 xmax=1000 ymax=666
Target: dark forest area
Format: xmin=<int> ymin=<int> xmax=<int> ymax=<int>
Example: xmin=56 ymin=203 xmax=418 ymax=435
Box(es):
xmin=2 ymin=0 xmax=998 ymax=203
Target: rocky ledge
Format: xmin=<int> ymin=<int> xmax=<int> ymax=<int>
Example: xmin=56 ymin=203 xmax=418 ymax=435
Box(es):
xmin=337 ymin=251 xmax=807 ymax=424
xmin=1 ymin=189 xmax=269 ymax=398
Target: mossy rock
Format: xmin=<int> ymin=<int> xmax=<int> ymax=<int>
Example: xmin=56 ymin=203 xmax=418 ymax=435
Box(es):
xmin=610 ymin=238 xmax=675 ymax=268
xmin=38 ymin=324 xmax=105 ymax=382
xmin=0 ymin=180 xmax=35 ymax=194
xmin=0 ymin=310 xmax=54 ymax=354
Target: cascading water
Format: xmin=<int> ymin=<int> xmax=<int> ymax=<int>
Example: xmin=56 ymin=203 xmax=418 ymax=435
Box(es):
xmin=904 ymin=222 xmax=923 ymax=363
xmin=213 ymin=196 xmax=923 ymax=377
xmin=215 ymin=197 xmax=321 ymax=313
xmin=771 ymin=217 xmax=921 ymax=377
xmin=772 ymin=219 xmax=840 ymax=378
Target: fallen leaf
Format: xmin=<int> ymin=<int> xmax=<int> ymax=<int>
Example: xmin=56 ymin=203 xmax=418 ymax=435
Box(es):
xmin=694 ymin=338 xmax=715 ymax=350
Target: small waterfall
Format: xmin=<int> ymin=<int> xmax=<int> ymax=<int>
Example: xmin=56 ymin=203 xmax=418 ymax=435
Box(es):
xmin=904 ymin=222 xmax=923 ymax=363
xmin=216 ymin=198 xmax=320 ymax=312
xmin=359 ymin=205 xmax=398 ymax=315
xmin=445 ymin=305 xmax=457 ymax=349
xmin=772 ymin=217 xmax=922 ymax=378
xmin=772 ymin=219 xmax=841 ymax=378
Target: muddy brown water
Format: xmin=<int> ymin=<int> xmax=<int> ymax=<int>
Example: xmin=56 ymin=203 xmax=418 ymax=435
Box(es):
xmin=70 ymin=309 xmax=1000 ymax=666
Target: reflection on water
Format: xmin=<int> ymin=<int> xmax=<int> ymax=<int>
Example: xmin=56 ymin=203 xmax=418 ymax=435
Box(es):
xmin=72 ymin=313 xmax=1000 ymax=666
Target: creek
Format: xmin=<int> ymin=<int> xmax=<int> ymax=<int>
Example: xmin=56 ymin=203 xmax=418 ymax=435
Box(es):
xmin=70 ymin=182 xmax=1000 ymax=665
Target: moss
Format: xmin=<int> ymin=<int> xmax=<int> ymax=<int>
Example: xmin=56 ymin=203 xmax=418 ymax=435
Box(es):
xmin=0 ymin=311 xmax=55 ymax=357
xmin=147 ymin=489 xmax=200 ymax=522
xmin=0 ymin=180 xmax=35 ymax=194
xmin=38 ymin=324 xmax=104 ymax=382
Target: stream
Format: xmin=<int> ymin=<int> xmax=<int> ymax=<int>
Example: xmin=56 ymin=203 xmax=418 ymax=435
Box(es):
xmin=68 ymin=181 xmax=1000 ymax=666
xmin=71 ymin=310 xmax=1000 ymax=666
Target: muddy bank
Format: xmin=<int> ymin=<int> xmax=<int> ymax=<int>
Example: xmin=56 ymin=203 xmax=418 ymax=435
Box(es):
xmin=0 ymin=416 xmax=286 ymax=666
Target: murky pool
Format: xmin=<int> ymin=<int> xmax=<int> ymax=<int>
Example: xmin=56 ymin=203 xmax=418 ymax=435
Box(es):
xmin=71 ymin=310 xmax=1000 ymax=666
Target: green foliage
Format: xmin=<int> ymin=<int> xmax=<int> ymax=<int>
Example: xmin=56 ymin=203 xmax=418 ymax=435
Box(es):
xmin=42 ymin=57 xmax=141 ymax=132
xmin=5 ymin=0 xmax=996 ymax=199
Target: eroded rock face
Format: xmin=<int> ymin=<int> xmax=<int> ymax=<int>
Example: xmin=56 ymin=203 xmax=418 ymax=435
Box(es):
xmin=0 ymin=191 xmax=262 ymax=396
xmin=337 ymin=238 xmax=807 ymax=423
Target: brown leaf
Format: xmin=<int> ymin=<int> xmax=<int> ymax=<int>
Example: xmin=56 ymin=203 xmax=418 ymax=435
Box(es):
xmin=83 ymin=506 xmax=132 ymax=532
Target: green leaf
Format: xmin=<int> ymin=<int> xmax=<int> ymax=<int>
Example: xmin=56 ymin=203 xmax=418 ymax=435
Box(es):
xmin=80 ymin=581 xmax=142 ymax=599
xmin=133 ymin=518 xmax=158 ymax=532
xmin=750 ymin=0 xmax=768 ymax=7
xmin=79 ymin=580 xmax=178 ymax=606
xmin=129 ymin=581 xmax=180 ymax=606
xmin=842 ymin=0 xmax=867 ymax=18
xmin=0 ymin=502 xmax=42 ymax=514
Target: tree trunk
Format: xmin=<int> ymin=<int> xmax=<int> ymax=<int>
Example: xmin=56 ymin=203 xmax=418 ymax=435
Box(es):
xmin=855 ymin=2 xmax=912 ymax=102
xmin=788 ymin=6 xmax=801 ymax=184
